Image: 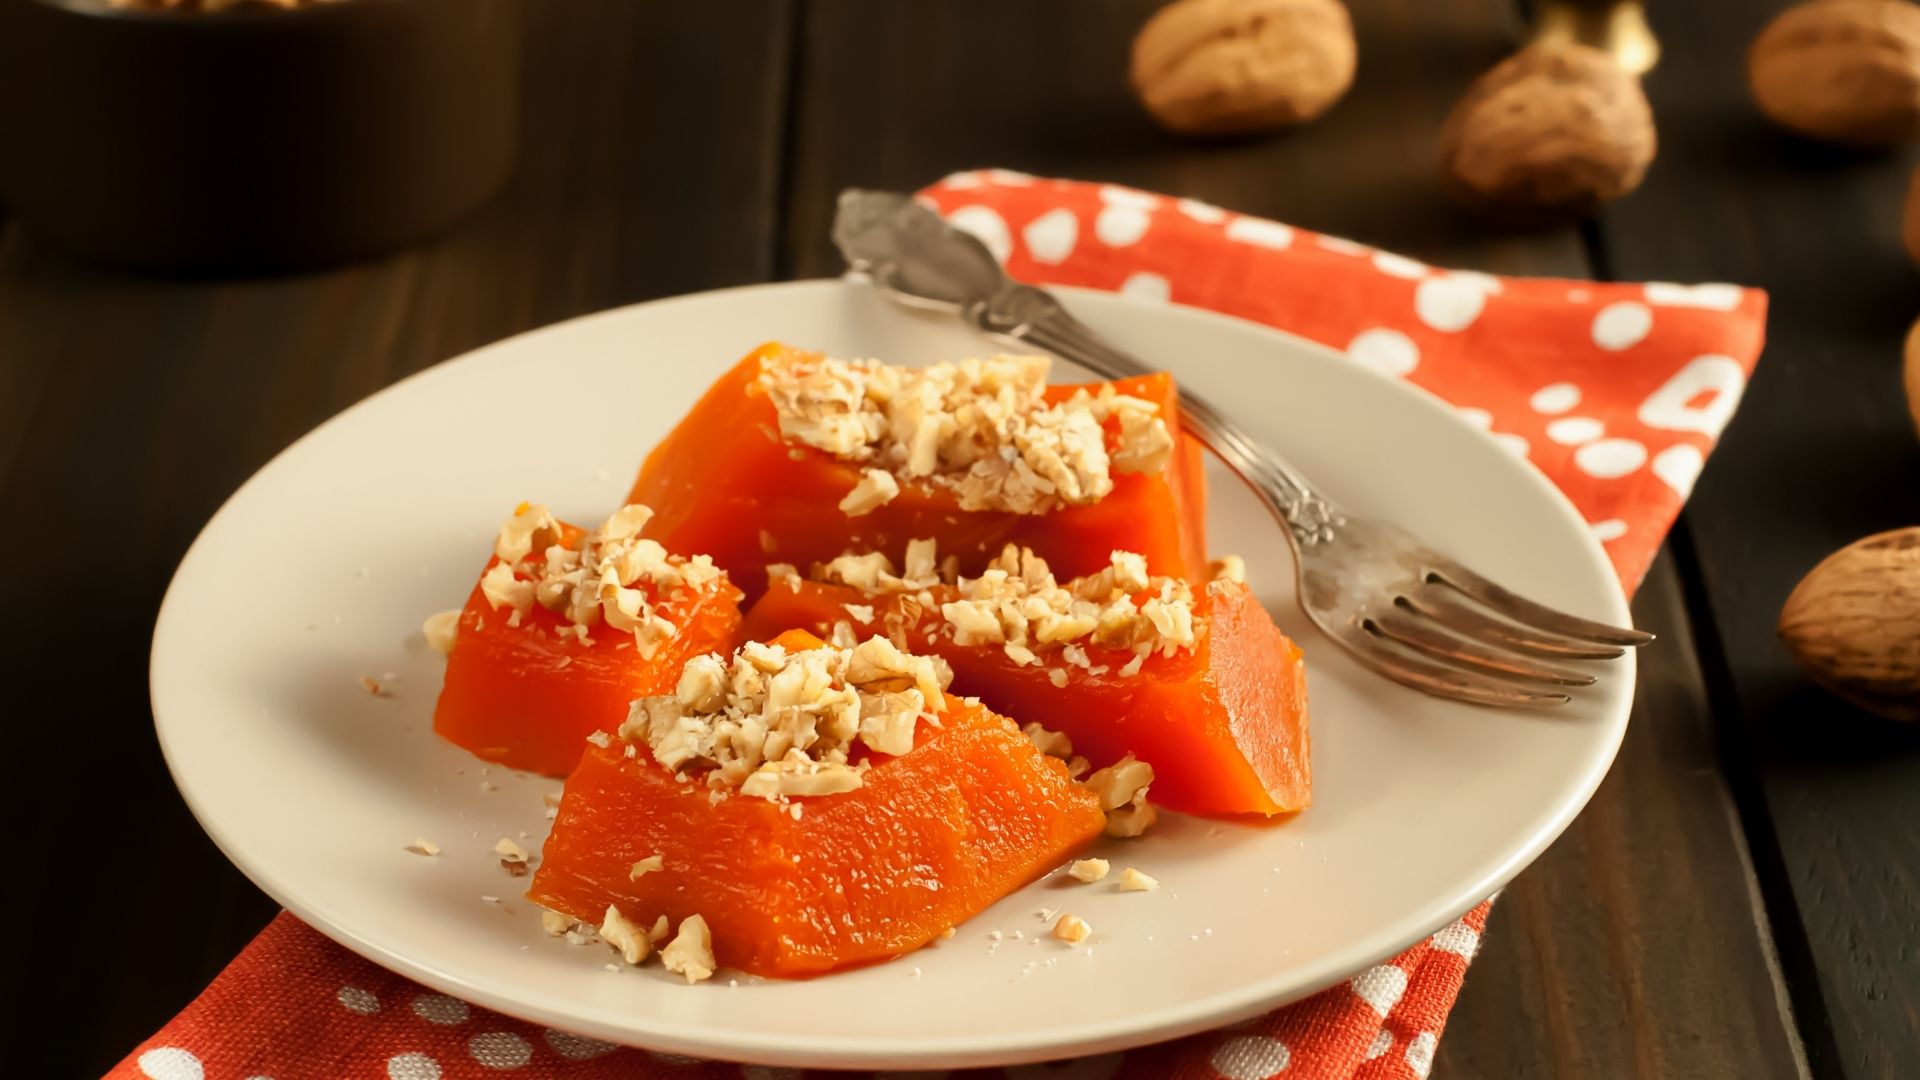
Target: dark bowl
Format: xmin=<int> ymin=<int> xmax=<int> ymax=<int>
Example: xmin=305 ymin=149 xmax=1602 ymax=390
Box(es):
xmin=0 ymin=0 xmax=521 ymax=273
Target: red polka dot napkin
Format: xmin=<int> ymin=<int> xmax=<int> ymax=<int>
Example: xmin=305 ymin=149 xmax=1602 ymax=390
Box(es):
xmin=110 ymin=173 xmax=1766 ymax=1080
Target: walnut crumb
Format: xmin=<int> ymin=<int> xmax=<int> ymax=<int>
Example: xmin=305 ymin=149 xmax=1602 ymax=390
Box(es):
xmin=1068 ymin=858 xmax=1110 ymax=883
xmin=1118 ymin=867 xmax=1159 ymax=892
xmin=404 ymin=838 xmax=440 ymax=857
xmin=1023 ymin=722 xmax=1074 ymax=759
xmin=600 ymin=905 xmax=653 ymax=966
xmin=1085 ymin=755 xmax=1158 ymax=838
xmin=649 ymin=915 xmax=671 ymax=943
xmin=628 ymin=855 xmax=665 ymax=881
xmin=1052 ymin=913 xmax=1092 ymax=944
xmin=839 ymin=467 xmax=901 ymax=516
xmin=940 ymin=926 xmax=957 ymax=940
xmin=540 ymin=908 xmax=576 ymax=937
xmin=661 ymin=914 xmax=717 ymax=983
xmin=422 ymin=609 xmax=461 ymax=656
xmin=494 ymin=837 xmax=532 ymax=875
xmin=359 ymin=675 xmax=390 ymax=697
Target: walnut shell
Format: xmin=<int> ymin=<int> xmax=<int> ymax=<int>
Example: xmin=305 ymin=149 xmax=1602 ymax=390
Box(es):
xmin=1130 ymin=0 xmax=1356 ymax=136
xmin=1438 ymin=43 xmax=1655 ymax=216
xmin=1779 ymin=527 xmax=1920 ymax=722
xmin=1905 ymin=314 xmax=1920 ymax=437
xmin=1749 ymin=0 xmax=1920 ymax=146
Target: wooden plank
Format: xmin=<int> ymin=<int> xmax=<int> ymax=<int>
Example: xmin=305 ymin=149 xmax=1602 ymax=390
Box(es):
xmin=1591 ymin=2 xmax=1920 ymax=1076
xmin=0 ymin=3 xmax=793 ymax=1075
xmin=785 ymin=1 xmax=1805 ymax=1075
xmin=1436 ymin=552 xmax=1806 ymax=1079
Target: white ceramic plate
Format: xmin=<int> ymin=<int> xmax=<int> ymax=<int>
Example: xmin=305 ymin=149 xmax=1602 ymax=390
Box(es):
xmin=152 ymin=279 xmax=1633 ymax=1070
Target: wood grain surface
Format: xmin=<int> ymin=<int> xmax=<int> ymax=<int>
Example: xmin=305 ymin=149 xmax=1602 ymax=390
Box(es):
xmin=2 ymin=1 xmax=1899 ymax=1077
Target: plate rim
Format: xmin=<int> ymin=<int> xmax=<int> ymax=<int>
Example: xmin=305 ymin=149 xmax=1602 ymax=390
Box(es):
xmin=150 ymin=277 xmax=1634 ymax=1069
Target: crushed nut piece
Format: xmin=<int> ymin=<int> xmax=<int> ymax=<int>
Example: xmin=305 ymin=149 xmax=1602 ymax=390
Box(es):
xmin=1118 ymin=867 xmax=1159 ymax=892
xmin=1068 ymin=858 xmax=1111 ymax=883
xmin=661 ymin=914 xmax=717 ymax=983
xmin=940 ymin=926 xmax=957 ymax=940
xmin=1023 ymin=722 xmax=1073 ymax=759
xmin=761 ymin=353 xmax=1171 ymax=516
xmin=494 ymin=837 xmax=532 ymax=875
xmin=600 ymin=905 xmax=653 ymax=966
xmin=839 ymin=467 xmax=901 ymax=516
xmin=628 ymin=855 xmax=665 ymax=881
xmin=1210 ymin=555 xmax=1246 ymax=584
xmin=1065 ymin=755 xmax=1092 ymax=780
xmin=1085 ymin=754 xmax=1158 ymax=838
xmin=1052 ymin=913 xmax=1093 ymax=944
xmin=649 ymin=915 xmax=671 ymax=944
xmin=404 ymin=838 xmax=440 ymax=857
xmin=540 ymin=909 xmax=574 ymax=936
xmin=471 ymin=502 xmax=726 ymax=657
xmin=422 ymin=609 xmax=461 ymax=656
xmin=359 ymin=675 xmax=390 ymax=697
xmin=620 ymin=636 xmax=951 ymax=797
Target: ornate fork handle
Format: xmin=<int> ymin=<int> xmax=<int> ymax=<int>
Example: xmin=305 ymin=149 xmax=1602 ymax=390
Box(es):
xmin=970 ymin=280 xmax=1342 ymax=550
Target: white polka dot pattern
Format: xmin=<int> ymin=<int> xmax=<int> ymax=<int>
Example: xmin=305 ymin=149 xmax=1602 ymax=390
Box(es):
xmin=1431 ymin=918 xmax=1481 ymax=957
xmin=544 ymin=1029 xmax=618 ymax=1060
xmin=1023 ymin=208 xmax=1078 ymax=265
xmin=1177 ymin=198 xmax=1228 ymax=223
xmin=1364 ymin=1029 xmax=1392 ymax=1060
xmin=1575 ymin=438 xmax=1649 ymax=479
xmin=1529 ymin=383 xmax=1581 ymax=414
xmin=1639 ymin=355 xmax=1746 ymax=435
xmin=945 ymin=205 xmax=1011 ymax=263
xmin=467 ymin=1032 xmax=532 ymax=1070
xmin=1652 ymin=443 xmax=1706 ymax=499
xmin=138 ymin=1047 xmax=205 ymax=1080
xmin=1121 ymin=272 xmax=1171 ymax=302
xmin=1415 ymin=275 xmax=1489 ymax=332
xmin=1225 ymin=216 xmax=1295 ymax=250
xmin=1371 ymin=251 xmax=1429 ymax=279
xmin=1494 ymin=432 xmax=1531 ymax=459
xmin=1209 ymin=1034 xmax=1291 ymax=1078
xmin=1346 ymin=328 xmax=1420 ymax=377
xmin=411 ymin=994 xmax=469 ymax=1025
xmin=1591 ymin=301 xmax=1653 ymax=351
xmin=1350 ymin=964 xmax=1409 ymax=1016
xmin=337 ymin=986 xmax=380 ymax=1015
xmin=386 ymin=1053 xmax=442 ymax=1080
xmin=1405 ymin=1031 xmax=1438 ymax=1077
xmin=1644 ymin=281 xmax=1742 ymax=310
xmin=1547 ymin=417 xmax=1605 ymax=445
xmin=1095 ymin=205 xmax=1151 ymax=247
xmin=1590 ymin=519 xmax=1629 ymax=543
xmin=1097 ymin=184 xmax=1159 ymax=209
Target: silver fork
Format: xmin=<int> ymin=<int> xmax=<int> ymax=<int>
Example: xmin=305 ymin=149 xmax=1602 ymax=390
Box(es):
xmin=831 ymin=189 xmax=1651 ymax=708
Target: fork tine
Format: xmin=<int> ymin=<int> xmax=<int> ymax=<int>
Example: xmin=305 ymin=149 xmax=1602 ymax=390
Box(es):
xmin=1400 ymin=588 xmax=1626 ymax=660
xmin=1366 ymin=612 xmax=1598 ymax=686
xmin=1330 ymin=624 xmax=1573 ymax=708
xmin=1427 ymin=560 xmax=1654 ymax=647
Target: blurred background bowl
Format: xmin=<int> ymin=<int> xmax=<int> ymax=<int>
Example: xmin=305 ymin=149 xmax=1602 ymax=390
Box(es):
xmin=0 ymin=0 xmax=520 ymax=273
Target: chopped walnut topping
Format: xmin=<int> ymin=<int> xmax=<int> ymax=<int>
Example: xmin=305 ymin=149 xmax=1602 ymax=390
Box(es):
xmin=1118 ymin=867 xmax=1159 ymax=892
xmin=661 ymin=914 xmax=716 ymax=983
xmin=422 ymin=609 xmax=461 ymax=656
xmin=540 ymin=908 xmax=576 ymax=936
xmin=404 ymin=838 xmax=440 ymax=857
xmin=600 ymin=905 xmax=653 ymax=966
xmin=839 ymin=467 xmax=901 ymax=516
xmin=1052 ymin=913 xmax=1093 ymax=944
xmin=937 ymin=546 xmax=1198 ymax=665
xmin=1084 ymin=755 xmax=1158 ymax=838
xmin=474 ymin=502 xmax=726 ymax=658
xmin=1068 ymin=858 xmax=1110 ymax=883
xmin=628 ymin=855 xmax=665 ymax=881
xmin=494 ymin=837 xmax=532 ymax=875
xmin=1022 ymin=722 xmax=1073 ymax=759
xmin=649 ymin=914 xmax=671 ymax=943
xmin=359 ymin=675 xmax=390 ymax=697
xmin=1065 ymin=756 xmax=1092 ymax=780
xmin=618 ymin=636 xmax=952 ymax=798
xmin=1210 ymin=555 xmax=1246 ymax=584
xmin=760 ymin=353 xmax=1172 ymax=516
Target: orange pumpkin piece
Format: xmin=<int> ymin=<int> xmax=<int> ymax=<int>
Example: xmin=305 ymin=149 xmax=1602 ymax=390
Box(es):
xmin=742 ymin=574 xmax=1310 ymax=818
xmin=527 ymin=631 xmax=1105 ymax=978
xmin=627 ymin=343 xmax=1208 ymax=602
xmin=431 ymin=508 xmax=743 ymax=777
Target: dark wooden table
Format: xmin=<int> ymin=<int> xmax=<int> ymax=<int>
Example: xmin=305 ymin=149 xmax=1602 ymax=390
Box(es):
xmin=7 ymin=2 xmax=1917 ymax=1077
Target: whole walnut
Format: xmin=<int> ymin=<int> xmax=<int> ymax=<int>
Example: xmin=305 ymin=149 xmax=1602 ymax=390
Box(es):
xmin=1130 ymin=0 xmax=1356 ymax=136
xmin=1779 ymin=527 xmax=1920 ymax=722
xmin=1438 ymin=43 xmax=1656 ymax=217
xmin=1749 ymin=0 xmax=1920 ymax=146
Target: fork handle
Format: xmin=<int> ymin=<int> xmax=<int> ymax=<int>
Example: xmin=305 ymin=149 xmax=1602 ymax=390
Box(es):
xmin=969 ymin=282 xmax=1341 ymax=548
